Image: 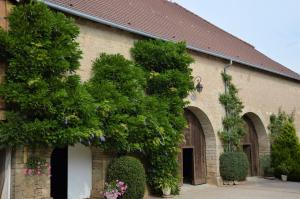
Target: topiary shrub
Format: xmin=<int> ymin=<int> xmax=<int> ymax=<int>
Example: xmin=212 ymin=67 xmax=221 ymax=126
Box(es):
xmin=106 ymin=156 xmax=146 ymax=199
xmin=218 ymin=73 xmax=245 ymax=152
xmin=220 ymin=152 xmax=249 ymax=181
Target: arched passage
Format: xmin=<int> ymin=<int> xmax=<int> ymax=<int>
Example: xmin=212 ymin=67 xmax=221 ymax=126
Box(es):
xmin=242 ymin=112 xmax=270 ymax=176
xmin=179 ymin=107 xmax=217 ymax=185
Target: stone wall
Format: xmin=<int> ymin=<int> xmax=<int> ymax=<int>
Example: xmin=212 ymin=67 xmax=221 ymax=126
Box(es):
xmin=75 ymin=17 xmax=300 ymax=185
xmin=3 ymin=4 xmax=300 ymax=197
xmin=9 ymin=146 xmax=114 ymax=199
xmin=10 ymin=147 xmax=52 ymax=199
xmin=90 ymin=148 xmax=114 ymax=199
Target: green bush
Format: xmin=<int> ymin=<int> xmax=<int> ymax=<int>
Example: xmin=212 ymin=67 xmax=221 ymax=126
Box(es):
xmin=288 ymin=166 xmax=300 ymax=182
xmin=0 ymin=2 xmax=100 ymax=147
xmin=260 ymin=155 xmax=274 ymax=177
xmin=269 ymin=112 xmax=300 ymax=179
xmin=220 ymin=152 xmax=249 ymax=181
xmin=107 ymin=156 xmax=146 ymax=199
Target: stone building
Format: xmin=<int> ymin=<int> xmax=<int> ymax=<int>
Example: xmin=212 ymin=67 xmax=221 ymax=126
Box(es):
xmin=0 ymin=0 xmax=300 ymax=198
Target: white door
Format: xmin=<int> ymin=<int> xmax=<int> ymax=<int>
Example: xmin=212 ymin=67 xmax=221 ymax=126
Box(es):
xmin=68 ymin=144 xmax=92 ymax=199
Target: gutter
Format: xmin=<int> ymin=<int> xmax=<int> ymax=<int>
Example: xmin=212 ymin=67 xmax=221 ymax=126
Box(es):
xmin=44 ymin=1 xmax=300 ymax=82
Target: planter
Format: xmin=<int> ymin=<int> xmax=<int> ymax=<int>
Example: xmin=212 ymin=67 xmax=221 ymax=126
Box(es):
xmin=162 ymin=187 xmax=172 ymax=198
xmin=105 ymin=193 xmax=117 ymax=199
xmin=281 ymin=175 xmax=288 ymax=181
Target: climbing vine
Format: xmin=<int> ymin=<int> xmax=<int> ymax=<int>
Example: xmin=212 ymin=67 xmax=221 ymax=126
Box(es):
xmin=0 ymin=2 xmax=101 ymax=147
xmin=219 ymin=72 xmax=245 ymax=152
xmin=1 ymin=2 xmax=195 ymax=194
xmin=87 ymin=40 xmax=194 ymax=193
xmin=132 ymin=40 xmax=194 ymax=193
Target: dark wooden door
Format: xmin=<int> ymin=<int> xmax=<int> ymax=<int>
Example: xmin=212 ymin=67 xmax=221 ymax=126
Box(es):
xmin=0 ymin=148 xmax=6 ymax=197
xmin=242 ymin=116 xmax=259 ymax=176
xmin=180 ymin=109 xmax=206 ymax=185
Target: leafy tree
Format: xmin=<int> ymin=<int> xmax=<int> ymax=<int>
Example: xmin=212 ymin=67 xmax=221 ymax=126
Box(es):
xmin=85 ymin=53 xmax=146 ymax=152
xmin=87 ymin=40 xmax=194 ymax=194
xmin=219 ymin=72 xmax=245 ymax=152
xmin=132 ymin=40 xmax=194 ymax=193
xmin=0 ymin=2 xmax=100 ymax=147
xmin=269 ymin=110 xmax=300 ymax=178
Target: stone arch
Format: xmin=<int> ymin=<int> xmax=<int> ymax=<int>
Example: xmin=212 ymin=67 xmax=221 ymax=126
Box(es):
xmin=242 ymin=112 xmax=270 ymax=176
xmin=184 ymin=106 xmax=218 ymax=185
xmin=243 ymin=112 xmax=270 ymax=156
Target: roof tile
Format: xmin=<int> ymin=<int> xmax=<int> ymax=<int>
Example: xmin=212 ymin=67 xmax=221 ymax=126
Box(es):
xmin=45 ymin=0 xmax=300 ymax=81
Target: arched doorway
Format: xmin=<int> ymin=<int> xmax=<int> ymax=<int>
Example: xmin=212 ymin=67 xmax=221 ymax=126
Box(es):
xmin=180 ymin=109 xmax=206 ymax=185
xmin=51 ymin=147 xmax=68 ymax=199
xmin=242 ymin=115 xmax=259 ymax=176
xmin=242 ymin=112 xmax=270 ymax=176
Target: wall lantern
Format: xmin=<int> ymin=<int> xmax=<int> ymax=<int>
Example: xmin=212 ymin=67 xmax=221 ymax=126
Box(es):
xmin=194 ymin=76 xmax=203 ymax=93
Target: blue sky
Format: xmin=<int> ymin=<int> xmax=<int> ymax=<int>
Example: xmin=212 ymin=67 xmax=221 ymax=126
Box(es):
xmin=174 ymin=0 xmax=300 ymax=74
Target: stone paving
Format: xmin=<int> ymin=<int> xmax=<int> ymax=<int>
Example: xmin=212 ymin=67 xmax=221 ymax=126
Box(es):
xmin=148 ymin=177 xmax=300 ymax=199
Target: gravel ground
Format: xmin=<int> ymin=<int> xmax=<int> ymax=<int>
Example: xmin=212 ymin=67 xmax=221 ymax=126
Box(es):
xmin=147 ymin=177 xmax=300 ymax=199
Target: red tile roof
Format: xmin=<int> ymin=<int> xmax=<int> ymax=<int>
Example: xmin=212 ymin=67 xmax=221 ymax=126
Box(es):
xmin=44 ymin=0 xmax=300 ymax=81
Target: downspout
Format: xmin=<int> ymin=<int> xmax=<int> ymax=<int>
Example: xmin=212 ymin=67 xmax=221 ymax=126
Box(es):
xmin=223 ymin=60 xmax=233 ymax=152
xmin=223 ymin=59 xmax=233 ymax=95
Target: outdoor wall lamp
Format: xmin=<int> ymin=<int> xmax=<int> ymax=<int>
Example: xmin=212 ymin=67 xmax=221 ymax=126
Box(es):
xmin=194 ymin=76 xmax=203 ymax=93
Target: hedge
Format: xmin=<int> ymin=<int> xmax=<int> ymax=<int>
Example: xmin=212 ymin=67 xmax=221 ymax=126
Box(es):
xmin=106 ymin=156 xmax=146 ymax=199
xmin=220 ymin=152 xmax=249 ymax=181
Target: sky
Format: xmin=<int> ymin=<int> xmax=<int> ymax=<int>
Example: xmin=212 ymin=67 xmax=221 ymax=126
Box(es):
xmin=174 ymin=0 xmax=300 ymax=74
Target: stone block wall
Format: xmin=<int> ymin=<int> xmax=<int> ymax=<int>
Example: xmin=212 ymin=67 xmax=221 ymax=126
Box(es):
xmin=9 ymin=146 xmax=115 ymax=199
xmin=90 ymin=148 xmax=114 ymax=199
xmin=10 ymin=147 xmax=52 ymax=199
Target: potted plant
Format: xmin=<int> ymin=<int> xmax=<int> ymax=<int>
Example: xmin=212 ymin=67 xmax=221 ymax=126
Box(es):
xmin=278 ymin=163 xmax=290 ymax=182
xmin=103 ymin=180 xmax=128 ymax=199
xmin=159 ymin=178 xmax=174 ymax=198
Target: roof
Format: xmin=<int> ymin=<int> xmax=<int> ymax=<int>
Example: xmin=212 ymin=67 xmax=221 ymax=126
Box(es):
xmin=44 ymin=0 xmax=300 ymax=81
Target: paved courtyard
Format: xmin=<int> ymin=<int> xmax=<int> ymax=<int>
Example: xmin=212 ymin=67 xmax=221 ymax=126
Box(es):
xmin=149 ymin=177 xmax=300 ymax=199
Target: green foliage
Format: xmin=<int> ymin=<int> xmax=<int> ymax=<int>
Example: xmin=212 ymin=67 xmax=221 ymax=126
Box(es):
xmin=132 ymin=40 xmax=194 ymax=194
xmin=0 ymin=2 xmax=100 ymax=147
xmin=107 ymin=156 xmax=146 ymax=199
xmin=269 ymin=109 xmax=294 ymax=142
xmin=131 ymin=40 xmax=193 ymax=73
xmin=260 ymin=155 xmax=274 ymax=177
xmin=219 ymin=72 xmax=245 ymax=152
xmin=85 ymin=53 xmax=146 ymax=152
xmin=87 ymin=40 xmax=193 ymax=194
xmin=220 ymin=152 xmax=249 ymax=181
xmin=289 ymin=167 xmax=300 ymax=182
xmin=269 ymin=110 xmax=300 ymax=180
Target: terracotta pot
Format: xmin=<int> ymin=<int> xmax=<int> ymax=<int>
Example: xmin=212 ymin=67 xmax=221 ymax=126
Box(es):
xmin=281 ymin=175 xmax=287 ymax=181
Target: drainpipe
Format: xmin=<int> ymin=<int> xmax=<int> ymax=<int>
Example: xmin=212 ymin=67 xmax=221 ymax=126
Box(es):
xmin=223 ymin=60 xmax=233 ymax=152
xmin=223 ymin=59 xmax=233 ymax=95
